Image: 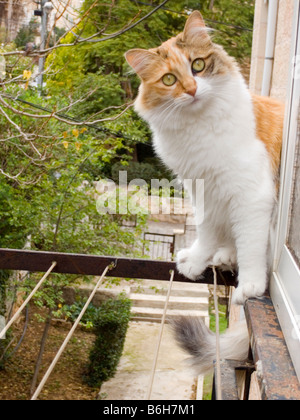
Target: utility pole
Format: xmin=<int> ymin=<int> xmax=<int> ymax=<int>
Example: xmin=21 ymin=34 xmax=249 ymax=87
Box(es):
xmin=37 ymin=0 xmax=53 ymax=91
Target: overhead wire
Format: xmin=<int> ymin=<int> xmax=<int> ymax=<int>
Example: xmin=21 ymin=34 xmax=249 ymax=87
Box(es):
xmin=212 ymin=265 xmax=222 ymax=400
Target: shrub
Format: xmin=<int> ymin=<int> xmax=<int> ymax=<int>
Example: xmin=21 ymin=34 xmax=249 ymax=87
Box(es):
xmin=112 ymin=161 xmax=155 ymax=185
xmin=14 ymin=19 xmax=38 ymax=48
xmin=111 ymin=161 xmax=173 ymax=186
xmin=84 ymin=296 xmax=131 ymax=388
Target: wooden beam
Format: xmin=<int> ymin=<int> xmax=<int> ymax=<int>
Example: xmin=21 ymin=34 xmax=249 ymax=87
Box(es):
xmin=0 ymin=248 xmax=237 ymax=286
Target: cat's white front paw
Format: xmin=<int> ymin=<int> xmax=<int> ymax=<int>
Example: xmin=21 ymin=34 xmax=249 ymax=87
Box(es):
xmin=232 ymin=281 xmax=267 ymax=305
xmin=177 ymin=247 xmax=207 ymax=281
xmin=212 ymin=247 xmax=237 ymax=269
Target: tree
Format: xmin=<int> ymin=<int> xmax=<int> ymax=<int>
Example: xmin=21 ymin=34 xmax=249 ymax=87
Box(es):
xmin=0 ymin=1 xmax=172 ymax=182
xmin=0 ymin=0 xmax=254 ymax=184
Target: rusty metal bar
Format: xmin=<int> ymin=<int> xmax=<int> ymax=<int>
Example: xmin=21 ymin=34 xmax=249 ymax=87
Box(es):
xmin=245 ymin=296 xmax=300 ymax=400
xmin=0 ymin=248 xmax=237 ymax=286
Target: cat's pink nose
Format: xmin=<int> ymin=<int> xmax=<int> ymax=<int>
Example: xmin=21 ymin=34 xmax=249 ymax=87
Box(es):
xmin=186 ymin=85 xmax=197 ymax=97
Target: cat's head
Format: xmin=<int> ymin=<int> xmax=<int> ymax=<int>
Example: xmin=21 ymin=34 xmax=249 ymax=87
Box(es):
xmin=125 ymin=11 xmax=239 ymax=124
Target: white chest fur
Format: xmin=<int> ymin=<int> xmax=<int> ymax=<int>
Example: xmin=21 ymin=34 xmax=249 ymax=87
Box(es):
xmin=135 ymin=73 xmax=276 ymax=305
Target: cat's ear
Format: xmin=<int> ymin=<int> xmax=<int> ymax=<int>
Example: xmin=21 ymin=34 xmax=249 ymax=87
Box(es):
xmin=183 ymin=11 xmax=208 ymax=40
xmin=125 ymin=49 xmax=161 ymax=80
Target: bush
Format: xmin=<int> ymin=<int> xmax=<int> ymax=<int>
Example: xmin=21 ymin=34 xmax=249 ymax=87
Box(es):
xmin=112 ymin=161 xmax=156 ymax=185
xmin=111 ymin=161 xmax=173 ymax=186
xmin=14 ymin=19 xmax=38 ymax=48
xmin=84 ymin=296 xmax=131 ymax=388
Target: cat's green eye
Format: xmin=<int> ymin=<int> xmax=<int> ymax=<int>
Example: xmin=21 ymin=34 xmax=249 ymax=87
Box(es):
xmin=192 ymin=58 xmax=205 ymax=73
xmin=162 ymin=73 xmax=177 ymax=86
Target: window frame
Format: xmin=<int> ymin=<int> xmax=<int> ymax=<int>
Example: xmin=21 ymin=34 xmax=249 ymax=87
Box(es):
xmin=271 ymin=0 xmax=300 ymax=382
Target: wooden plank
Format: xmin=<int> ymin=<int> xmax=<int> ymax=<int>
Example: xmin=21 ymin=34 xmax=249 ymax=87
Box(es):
xmin=0 ymin=248 xmax=237 ymax=286
xmin=212 ymin=360 xmax=254 ymax=401
xmin=248 ymin=372 xmax=262 ymax=401
xmin=245 ymin=296 xmax=300 ymax=400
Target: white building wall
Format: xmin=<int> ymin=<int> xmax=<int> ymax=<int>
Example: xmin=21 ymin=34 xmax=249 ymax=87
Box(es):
xmin=250 ymin=0 xmax=294 ymax=102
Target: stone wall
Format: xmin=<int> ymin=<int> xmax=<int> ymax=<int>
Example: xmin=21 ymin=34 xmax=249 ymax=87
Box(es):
xmin=0 ymin=0 xmax=83 ymax=42
xmin=0 ymin=0 xmax=36 ymax=41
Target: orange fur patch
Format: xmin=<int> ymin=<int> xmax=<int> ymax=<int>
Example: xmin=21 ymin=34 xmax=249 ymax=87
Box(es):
xmin=251 ymin=94 xmax=285 ymax=175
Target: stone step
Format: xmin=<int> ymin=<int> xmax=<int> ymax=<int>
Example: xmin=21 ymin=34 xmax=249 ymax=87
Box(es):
xmin=131 ymin=279 xmax=209 ymax=298
xmin=130 ymin=293 xmax=208 ymax=311
xmin=131 ymin=306 xmax=208 ymax=323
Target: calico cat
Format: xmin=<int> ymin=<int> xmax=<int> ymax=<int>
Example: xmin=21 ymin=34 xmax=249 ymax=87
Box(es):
xmin=125 ymin=10 xmax=284 ymax=302
xmin=125 ymin=11 xmax=284 ymax=370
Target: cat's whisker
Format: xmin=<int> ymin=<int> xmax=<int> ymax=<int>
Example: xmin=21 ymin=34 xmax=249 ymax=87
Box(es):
xmin=159 ymin=103 xmax=184 ymax=131
xmin=149 ymin=99 xmax=174 ymax=123
xmin=153 ymin=100 xmax=181 ymax=131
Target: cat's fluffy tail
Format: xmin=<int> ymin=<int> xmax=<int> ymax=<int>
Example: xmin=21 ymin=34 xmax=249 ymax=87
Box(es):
xmin=171 ymin=317 xmax=249 ymax=375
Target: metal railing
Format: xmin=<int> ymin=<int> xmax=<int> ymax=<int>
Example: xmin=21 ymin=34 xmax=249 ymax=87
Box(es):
xmin=143 ymin=232 xmax=176 ymax=261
